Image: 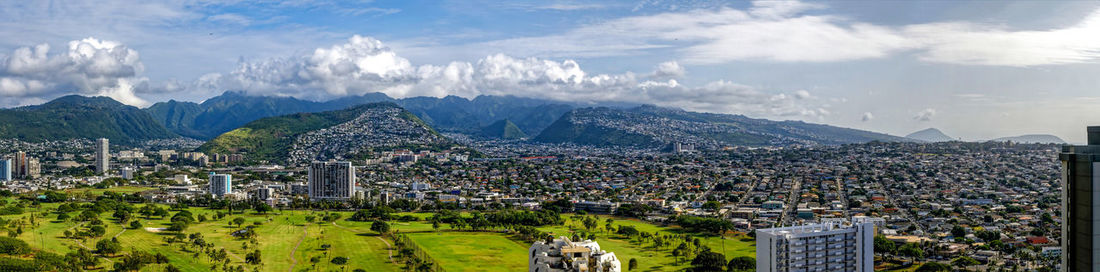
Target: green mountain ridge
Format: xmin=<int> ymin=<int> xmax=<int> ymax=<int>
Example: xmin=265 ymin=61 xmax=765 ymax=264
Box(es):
xmin=479 ymin=119 xmax=527 ymax=139
xmin=534 ymin=106 xmax=912 ymax=148
xmin=0 ymin=95 xmax=176 ymax=144
xmin=198 ymin=102 xmax=449 ymax=164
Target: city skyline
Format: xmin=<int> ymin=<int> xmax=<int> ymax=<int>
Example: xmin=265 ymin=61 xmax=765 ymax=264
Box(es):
xmin=1 ymin=1 xmax=1100 ymax=142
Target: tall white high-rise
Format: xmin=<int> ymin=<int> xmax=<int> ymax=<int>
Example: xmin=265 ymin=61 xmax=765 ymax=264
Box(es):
xmin=209 ymin=172 xmax=232 ymax=197
xmin=756 ymin=220 xmax=875 ymax=272
xmin=308 ymin=161 xmax=355 ymax=201
xmin=95 ymin=138 xmax=109 ymax=174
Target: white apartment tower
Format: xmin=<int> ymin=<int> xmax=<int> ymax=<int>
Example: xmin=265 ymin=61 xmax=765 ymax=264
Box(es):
xmin=308 ymin=161 xmax=355 ymax=201
xmin=208 ymin=172 xmax=232 ymax=197
xmin=756 ymin=221 xmax=875 ymax=272
xmin=95 ymin=138 xmax=109 ymax=174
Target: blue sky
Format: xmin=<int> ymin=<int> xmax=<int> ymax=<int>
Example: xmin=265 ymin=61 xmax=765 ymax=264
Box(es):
xmin=2 ymin=0 xmax=1100 ymax=142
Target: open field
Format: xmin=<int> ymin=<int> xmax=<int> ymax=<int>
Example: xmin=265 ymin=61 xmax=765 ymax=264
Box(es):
xmin=536 ymin=214 xmax=756 ymax=272
xmin=406 ymin=232 xmax=529 ymax=272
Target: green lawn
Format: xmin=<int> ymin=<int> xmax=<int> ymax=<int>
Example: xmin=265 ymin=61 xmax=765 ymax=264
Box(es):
xmin=537 ymin=214 xmax=756 ymax=272
xmin=5 ymin=198 xmax=758 ymax=272
xmin=406 ymin=232 xmax=529 ymax=272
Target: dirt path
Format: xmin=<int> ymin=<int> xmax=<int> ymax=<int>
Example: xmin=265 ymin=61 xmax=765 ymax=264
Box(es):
xmin=287 ymin=225 xmax=307 ymax=272
xmin=331 ymin=222 xmax=396 ymax=265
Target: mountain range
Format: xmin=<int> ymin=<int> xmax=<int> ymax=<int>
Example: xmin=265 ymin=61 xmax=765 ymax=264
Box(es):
xmin=989 ymin=134 xmax=1066 ymax=144
xmin=5 ymin=94 xmax=1065 ymax=150
xmin=0 ymin=95 xmax=176 ymax=144
xmin=198 ymin=102 xmax=448 ymax=163
xmin=146 ymin=91 xmax=578 ymax=140
xmin=533 ymin=105 xmax=912 ymax=148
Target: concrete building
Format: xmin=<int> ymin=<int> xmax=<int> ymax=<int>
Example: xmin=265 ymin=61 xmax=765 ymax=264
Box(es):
xmin=13 ymin=151 xmax=25 ymax=178
xmin=308 ymin=161 xmax=355 ymax=201
xmin=1059 ymin=126 xmax=1100 ymax=272
xmin=529 ymin=236 xmax=621 ymax=272
xmin=252 ymin=187 xmax=273 ymax=201
xmin=0 ymin=159 xmax=10 ymax=182
xmin=573 ymin=201 xmax=618 ymax=214
xmin=121 ymin=167 xmax=134 ymax=180
xmin=173 ymin=174 xmax=191 ymax=185
xmin=95 ymin=138 xmax=109 ymax=174
xmin=208 ymin=172 xmax=232 ymax=197
xmin=25 ymin=158 xmax=39 ymax=179
xmin=756 ymin=221 xmax=875 ymax=272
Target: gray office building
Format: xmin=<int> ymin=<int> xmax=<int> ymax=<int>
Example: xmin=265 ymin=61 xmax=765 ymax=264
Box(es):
xmin=308 ymin=161 xmax=355 ymax=201
xmin=1060 ymin=126 xmax=1100 ymax=272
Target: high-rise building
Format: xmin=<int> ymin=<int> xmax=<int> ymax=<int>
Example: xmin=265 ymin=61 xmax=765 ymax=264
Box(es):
xmin=208 ymin=172 xmax=232 ymax=197
xmin=756 ymin=221 xmax=875 ymax=272
xmin=95 ymin=138 xmax=109 ymax=174
xmin=25 ymin=158 xmax=39 ymax=179
xmin=1059 ymin=126 xmax=1100 ymax=272
xmin=0 ymin=159 xmax=11 ymax=182
xmin=308 ymin=161 xmax=355 ymax=201
xmin=13 ymin=151 xmax=25 ymax=178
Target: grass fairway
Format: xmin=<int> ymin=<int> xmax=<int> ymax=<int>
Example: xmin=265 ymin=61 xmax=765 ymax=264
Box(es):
xmin=3 ymin=200 xmax=401 ymax=272
xmin=406 ymin=232 xmax=528 ymax=272
xmin=537 ymin=214 xmax=756 ymax=272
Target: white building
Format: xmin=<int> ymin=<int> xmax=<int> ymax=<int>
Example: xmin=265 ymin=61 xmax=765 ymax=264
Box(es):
xmin=529 ymin=237 xmax=621 ymax=272
xmin=121 ymin=167 xmax=134 ymax=180
xmin=173 ymin=174 xmax=191 ymax=185
xmin=756 ymin=221 xmax=875 ymax=272
xmin=95 ymin=138 xmax=109 ymax=174
xmin=308 ymin=161 xmax=355 ymax=201
xmin=208 ymin=172 xmax=232 ymax=197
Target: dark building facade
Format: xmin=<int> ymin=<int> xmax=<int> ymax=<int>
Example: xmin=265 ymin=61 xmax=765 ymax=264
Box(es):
xmin=1060 ymin=126 xmax=1100 ymax=272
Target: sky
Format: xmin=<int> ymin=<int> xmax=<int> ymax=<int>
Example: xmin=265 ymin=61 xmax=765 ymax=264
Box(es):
xmin=2 ymin=0 xmax=1100 ymax=143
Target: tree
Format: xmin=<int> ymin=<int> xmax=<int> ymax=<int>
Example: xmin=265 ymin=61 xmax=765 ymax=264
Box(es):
xmin=951 ymin=256 xmax=980 ymax=268
xmin=898 ymin=242 xmax=924 ymax=261
xmin=691 ymin=250 xmax=726 ymax=272
xmin=96 ymin=237 xmax=123 ymax=256
xmin=915 ymin=261 xmax=951 ymax=272
xmin=432 ymin=221 xmax=440 ymax=232
xmin=951 ymin=226 xmax=966 ymax=238
xmin=0 ymin=237 xmax=31 ymax=255
xmin=233 ymin=217 xmax=246 ymax=228
xmin=330 ymin=256 xmax=348 ymax=265
xmin=371 ymin=220 xmax=391 ymax=235
xmin=245 ymin=250 xmax=262 ymax=265
xmin=164 ymin=264 xmax=182 ymax=272
xmin=628 ymin=258 xmax=638 ymax=270
xmin=130 ymin=220 xmax=143 ymax=229
xmin=727 ymin=256 xmax=754 ymax=271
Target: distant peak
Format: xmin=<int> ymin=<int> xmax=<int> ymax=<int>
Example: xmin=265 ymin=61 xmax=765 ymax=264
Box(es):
xmin=905 ymin=128 xmax=954 ymax=142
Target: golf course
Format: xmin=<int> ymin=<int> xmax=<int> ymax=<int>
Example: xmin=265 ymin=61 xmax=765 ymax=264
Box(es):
xmin=0 ymin=187 xmax=756 ymax=271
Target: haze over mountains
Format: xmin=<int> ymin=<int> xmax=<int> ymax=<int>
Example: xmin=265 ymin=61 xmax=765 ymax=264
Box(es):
xmin=0 ymin=93 xmax=1068 ymax=150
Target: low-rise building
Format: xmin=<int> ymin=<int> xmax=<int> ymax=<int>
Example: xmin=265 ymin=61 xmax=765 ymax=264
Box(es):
xmin=529 ymin=237 xmax=621 ymax=272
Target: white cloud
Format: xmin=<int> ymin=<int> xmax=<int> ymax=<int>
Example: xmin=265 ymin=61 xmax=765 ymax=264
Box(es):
xmin=197 ymin=35 xmax=830 ymax=119
xmin=914 ymin=108 xmax=936 ymax=121
xmin=861 ymin=112 xmax=874 ymax=122
xmin=0 ymin=37 xmax=154 ymax=106
xmin=437 ymin=0 xmax=1100 ymax=67
xmin=904 ymin=9 xmax=1100 ymax=66
xmin=650 ymin=61 xmax=684 ymax=80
